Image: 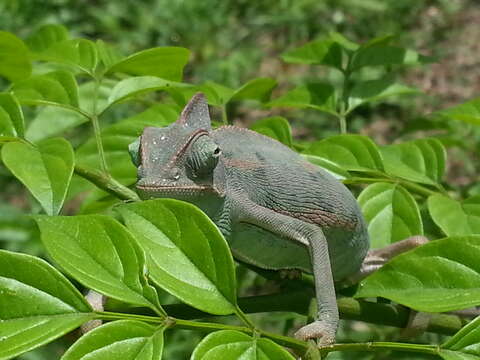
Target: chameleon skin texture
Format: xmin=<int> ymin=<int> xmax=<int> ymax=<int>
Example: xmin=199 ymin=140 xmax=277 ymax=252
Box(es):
xmin=132 ymin=93 xmax=370 ymax=342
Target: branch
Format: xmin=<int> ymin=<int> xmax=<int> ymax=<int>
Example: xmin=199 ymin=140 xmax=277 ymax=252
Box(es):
xmin=113 ymin=290 xmax=467 ymax=337
xmin=74 ymin=164 xmax=140 ymax=202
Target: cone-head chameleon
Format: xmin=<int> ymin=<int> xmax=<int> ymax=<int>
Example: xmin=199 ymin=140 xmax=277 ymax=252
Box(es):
xmin=129 ymin=93 xmax=370 ymax=344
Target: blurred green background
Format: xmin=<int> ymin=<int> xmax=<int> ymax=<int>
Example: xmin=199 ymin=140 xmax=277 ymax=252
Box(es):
xmin=1 ymin=0 xmax=479 ymax=359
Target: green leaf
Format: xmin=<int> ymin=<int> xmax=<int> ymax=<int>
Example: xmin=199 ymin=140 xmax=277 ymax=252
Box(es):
xmin=436 ymin=97 xmax=480 ymax=126
xmin=440 ymin=316 xmax=480 ymax=360
xmin=12 ymin=70 xmax=79 ymax=108
xmin=351 ymin=43 xmax=432 ymax=70
xmin=191 ymin=330 xmax=295 ymax=360
xmin=301 ymin=154 xmax=350 ymax=180
xmin=282 ymin=38 xmax=343 ymax=70
xmin=358 ymin=183 xmax=423 ymax=248
xmin=34 ymin=215 xmax=164 ymax=315
xmin=249 ymin=116 xmax=292 ymax=147
xmin=107 ymin=76 xmax=188 ymax=109
xmin=267 ymin=83 xmax=336 ymax=115
xmin=0 ymin=250 xmax=93 ymax=359
xmin=356 ymin=235 xmax=480 ymax=312
xmin=348 ymin=76 xmax=419 ymax=112
xmin=75 ymin=104 xmax=178 ymax=186
xmin=25 ymin=24 xmax=70 ymax=53
xmin=380 ymin=138 xmax=446 ymax=186
xmin=118 ymin=199 xmax=237 ymax=315
xmin=26 ymin=80 xmax=113 ymax=141
xmin=62 ymin=320 xmax=164 ymax=360
xmin=2 ymin=137 xmax=74 ymax=215
xmin=34 ymin=39 xmax=99 ymax=76
xmin=328 ymin=32 xmax=359 ymax=52
xmin=230 ymin=77 xmax=277 ymax=103
xmin=428 ymin=195 xmax=480 ymax=236
xmin=0 ymin=31 xmax=32 ymax=82
xmin=0 ymin=136 xmax=19 ymax=143
xmin=107 ymin=47 xmax=190 ymax=81
xmin=172 ymin=78 xmax=276 ymax=107
xmin=303 ymin=134 xmax=384 ymax=173
xmin=0 ymin=92 xmax=24 ymax=137
xmin=96 ymin=39 xmax=123 ymax=70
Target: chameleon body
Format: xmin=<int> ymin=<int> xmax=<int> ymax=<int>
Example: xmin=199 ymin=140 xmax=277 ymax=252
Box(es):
xmin=130 ymin=93 xmax=370 ymax=344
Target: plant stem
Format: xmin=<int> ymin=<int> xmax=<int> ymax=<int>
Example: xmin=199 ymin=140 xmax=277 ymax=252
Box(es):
xmin=320 ymin=342 xmax=439 ymax=357
xmin=222 ymin=105 xmax=229 ymax=125
xmin=91 ymin=77 xmax=109 ymax=175
xmin=74 ymin=164 xmax=140 ymax=201
xmin=338 ymin=57 xmax=353 ymax=134
xmin=235 ymin=305 xmax=257 ymax=329
xmin=97 ymin=310 xmax=450 ymax=357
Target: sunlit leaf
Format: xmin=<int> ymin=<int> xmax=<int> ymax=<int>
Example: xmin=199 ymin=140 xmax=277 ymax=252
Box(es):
xmin=303 ymin=134 xmax=384 ymax=173
xmin=62 ymin=320 xmax=164 ymax=360
xmin=191 ymin=330 xmax=295 ymax=360
xmin=428 ymin=195 xmax=480 ymax=236
xmin=35 ymin=215 xmax=163 ymax=315
xmin=357 ymin=235 xmax=480 ymax=312
xmin=440 ymin=316 xmax=480 ymax=360
xmin=107 ymin=76 xmax=188 ymax=109
xmin=230 ymin=77 xmax=277 ymax=103
xmin=25 ymin=24 xmax=69 ymax=53
xmin=12 ymin=70 xmax=79 ymax=108
xmin=358 ymin=183 xmax=423 ymax=248
xmin=118 ymin=199 xmax=237 ymax=315
xmin=2 ymin=138 xmax=74 ymax=215
xmin=107 ymin=47 xmax=190 ymax=81
xmin=0 ymin=92 xmax=24 ymax=137
xmin=250 ymin=116 xmax=292 ymax=147
xmin=381 ymin=138 xmax=446 ymax=186
xmin=0 ymin=31 xmax=31 ymax=82
xmin=0 ymin=250 xmax=93 ymax=359
xmin=34 ymin=39 xmax=99 ymax=75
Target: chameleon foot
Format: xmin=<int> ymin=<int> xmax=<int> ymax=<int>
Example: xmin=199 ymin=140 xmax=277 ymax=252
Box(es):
xmin=294 ymin=321 xmax=336 ymax=345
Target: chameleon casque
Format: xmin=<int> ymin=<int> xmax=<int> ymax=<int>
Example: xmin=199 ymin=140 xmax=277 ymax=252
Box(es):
xmin=129 ymin=93 xmax=427 ymax=344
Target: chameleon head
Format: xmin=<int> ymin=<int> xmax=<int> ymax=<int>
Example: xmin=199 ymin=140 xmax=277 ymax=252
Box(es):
xmin=129 ymin=93 xmax=225 ymax=200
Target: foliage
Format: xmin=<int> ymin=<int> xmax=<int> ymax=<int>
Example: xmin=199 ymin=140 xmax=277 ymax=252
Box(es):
xmin=0 ymin=21 xmax=479 ymax=360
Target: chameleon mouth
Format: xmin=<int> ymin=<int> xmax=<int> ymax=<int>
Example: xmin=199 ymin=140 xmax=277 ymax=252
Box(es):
xmin=136 ymin=184 xmax=218 ymax=194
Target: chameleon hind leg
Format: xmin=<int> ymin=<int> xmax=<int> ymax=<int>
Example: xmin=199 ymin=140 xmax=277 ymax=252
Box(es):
xmin=236 ymin=200 xmax=338 ymax=344
xmin=356 ymin=235 xmax=429 ymax=280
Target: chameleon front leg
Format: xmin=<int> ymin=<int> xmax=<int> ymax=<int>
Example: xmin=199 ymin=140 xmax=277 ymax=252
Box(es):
xmin=236 ymin=201 xmax=338 ymax=344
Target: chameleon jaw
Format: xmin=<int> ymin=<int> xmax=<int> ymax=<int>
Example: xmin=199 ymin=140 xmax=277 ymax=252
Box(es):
xmin=136 ymin=184 xmax=221 ymax=197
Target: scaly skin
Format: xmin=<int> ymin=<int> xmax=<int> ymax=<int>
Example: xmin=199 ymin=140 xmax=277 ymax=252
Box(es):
xmin=132 ymin=93 xmax=371 ymax=344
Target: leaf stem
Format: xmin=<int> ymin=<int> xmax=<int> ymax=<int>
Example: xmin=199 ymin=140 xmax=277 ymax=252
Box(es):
xmin=319 ymin=342 xmax=439 ymax=357
xmin=74 ymin=164 xmax=140 ymax=201
xmin=91 ymin=77 xmax=109 ymax=175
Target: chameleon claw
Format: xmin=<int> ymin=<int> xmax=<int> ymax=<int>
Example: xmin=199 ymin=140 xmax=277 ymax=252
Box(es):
xmin=294 ymin=320 xmax=336 ymax=345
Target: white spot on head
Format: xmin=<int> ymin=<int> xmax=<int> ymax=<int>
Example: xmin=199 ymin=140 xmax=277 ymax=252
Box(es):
xmin=160 ymin=136 xmax=166 ymax=140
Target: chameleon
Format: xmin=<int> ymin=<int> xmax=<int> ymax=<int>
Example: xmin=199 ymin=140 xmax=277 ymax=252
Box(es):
xmin=129 ymin=93 xmax=427 ymax=344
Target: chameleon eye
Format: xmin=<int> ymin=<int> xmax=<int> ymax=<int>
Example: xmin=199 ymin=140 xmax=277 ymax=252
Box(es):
xmin=187 ymin=136 xmax=220 ymax=177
